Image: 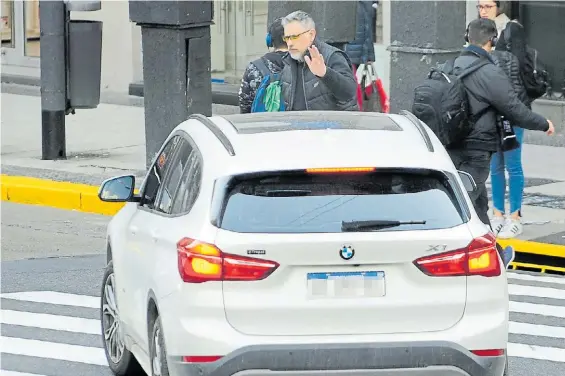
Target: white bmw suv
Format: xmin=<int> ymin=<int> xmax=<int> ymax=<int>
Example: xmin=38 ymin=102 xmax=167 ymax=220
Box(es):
xmin=98 ymin=111 xmax=509 ymax=376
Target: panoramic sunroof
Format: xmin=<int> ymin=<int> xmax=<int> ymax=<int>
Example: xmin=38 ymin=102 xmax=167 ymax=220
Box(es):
xmin=221 ymin=111 xmax=403 ymax=134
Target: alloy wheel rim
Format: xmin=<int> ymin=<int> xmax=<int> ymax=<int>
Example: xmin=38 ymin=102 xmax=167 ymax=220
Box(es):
xmin=152 ymin=326 xmax=162 ymax=376
xmin=102 ymin=273 xmax=125 ymax=364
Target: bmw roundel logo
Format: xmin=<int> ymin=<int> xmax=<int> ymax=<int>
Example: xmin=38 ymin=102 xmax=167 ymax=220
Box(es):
xmin=340 ymin=245 xmax=355 ymax=260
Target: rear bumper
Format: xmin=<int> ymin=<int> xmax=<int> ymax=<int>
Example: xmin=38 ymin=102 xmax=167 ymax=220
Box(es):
xmin=167 ymin=341 xmax=506 ymax=376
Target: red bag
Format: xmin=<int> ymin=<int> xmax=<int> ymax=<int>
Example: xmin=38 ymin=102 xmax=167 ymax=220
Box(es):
xmin=353 ymin=63 xmax=389 ymax=113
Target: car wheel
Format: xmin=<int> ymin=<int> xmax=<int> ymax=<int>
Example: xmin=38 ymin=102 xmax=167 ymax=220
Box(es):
xmin=150 ymin=316 xmax=170 ymax=376
xmin=101 ymin=260 xmax=142 ymax=375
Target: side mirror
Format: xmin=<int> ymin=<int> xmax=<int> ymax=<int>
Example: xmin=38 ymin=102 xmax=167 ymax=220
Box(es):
xmin=458 ymin=171 xmax=477 ymax=193
xmin=98 ymin=175 xmax=135 ymax=202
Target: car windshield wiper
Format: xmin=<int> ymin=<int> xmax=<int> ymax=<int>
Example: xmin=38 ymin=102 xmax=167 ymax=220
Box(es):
xmin=341 ymin=219 xmax=427 ymax=231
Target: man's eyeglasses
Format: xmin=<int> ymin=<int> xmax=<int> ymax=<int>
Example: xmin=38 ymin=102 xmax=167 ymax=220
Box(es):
xmin=283 ymin=29 xmax=311 ymax=42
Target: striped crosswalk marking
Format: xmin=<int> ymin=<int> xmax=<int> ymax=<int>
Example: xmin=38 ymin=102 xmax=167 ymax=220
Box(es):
xmin=1 ymin=271 xmax=564 ymax=375
xmin=1 ymin=336 xmax=108 ymax=366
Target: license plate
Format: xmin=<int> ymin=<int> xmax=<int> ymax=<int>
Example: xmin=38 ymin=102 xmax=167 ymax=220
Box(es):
xmin=306 ymin=271 xmax=385 ymax=299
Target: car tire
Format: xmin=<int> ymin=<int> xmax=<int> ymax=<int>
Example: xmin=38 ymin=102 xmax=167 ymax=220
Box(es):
xmin=101 ymin=260 xmax=143 ymax=376
xmin=150 ymin=315 xmax=170 ymax=376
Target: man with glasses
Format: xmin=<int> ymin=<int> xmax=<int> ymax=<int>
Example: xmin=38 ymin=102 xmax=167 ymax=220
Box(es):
xmin=279 ymin=11 xmax=359 ymax=111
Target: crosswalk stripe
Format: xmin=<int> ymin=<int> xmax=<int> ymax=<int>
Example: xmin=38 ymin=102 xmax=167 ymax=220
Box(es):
xmin=507 ymin=272 xmax=565 ymax=285
xmin=1 ymin=372 xmax=48 ymax=376
xmin=0 ymin=291 xmax=99 ymax=308
xmin=508 ymin=283 xmax=565 ymax=300
xmin=508 ymin=342 xmax=565 ymax=363
xmin=1 ymin=371 xmax=48 ymax=376
xmin=509 ymin=321 xmax=565 ymax=339
xmin=510 ymin=301 xmax=565 ymax=318
xmin=6 ymin=307 xmax=564 ymax=341
xmin=1 ymin=309 xmax=101 ymax=335
xmin=2 ymin=284 xmax=565 ymax=370
xmin=0 ymin=336 xmax=108 ymax=366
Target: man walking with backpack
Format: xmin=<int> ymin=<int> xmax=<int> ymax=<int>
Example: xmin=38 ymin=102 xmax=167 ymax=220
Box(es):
xmin=238 ymin=18 xmax=287 ymax=113
xmin=413 ymin=18 xmax=554 ymax=228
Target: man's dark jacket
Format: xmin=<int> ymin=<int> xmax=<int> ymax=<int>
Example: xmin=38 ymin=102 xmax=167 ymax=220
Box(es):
xmin=280 ymin=39 xmax=359 ymax=111
xmin=450 ymin=45 xmax=548 ymax=152
xmin=343 ymin=0 xmax=376 ymax=65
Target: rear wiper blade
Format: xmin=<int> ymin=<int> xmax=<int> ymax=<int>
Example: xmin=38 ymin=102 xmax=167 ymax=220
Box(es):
xmin=341 ymin=219 xmax=427 ymax=231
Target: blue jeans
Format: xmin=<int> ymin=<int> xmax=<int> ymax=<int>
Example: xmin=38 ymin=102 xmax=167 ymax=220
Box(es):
xmin=490 ymin=126 xmax=525 ymax=215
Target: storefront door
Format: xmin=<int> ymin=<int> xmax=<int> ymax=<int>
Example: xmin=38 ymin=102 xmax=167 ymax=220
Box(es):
xmin=210 ymin=0 xmax=269 ymax=81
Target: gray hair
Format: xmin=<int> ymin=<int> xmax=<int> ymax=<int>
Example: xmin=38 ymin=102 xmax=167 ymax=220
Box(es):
xmin=281 ymin=10 xmax=316 ymax=30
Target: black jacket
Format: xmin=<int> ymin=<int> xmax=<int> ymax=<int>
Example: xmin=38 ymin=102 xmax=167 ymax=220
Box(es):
xmin=491 ymin=49 xmax=530 ymax=107
xmin=450 ymin=46 xmax=548 ymax=152
xmin=343 ymin=0 xmax=376 ymax=65
xmin=496 ymin=21 xmax=527 ymax=73
xmin=280 ymin=39 xmax=359 ymax=111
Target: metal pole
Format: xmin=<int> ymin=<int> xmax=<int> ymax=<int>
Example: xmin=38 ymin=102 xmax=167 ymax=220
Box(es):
xmin=40 ymin=0 xmax=67 ymax=160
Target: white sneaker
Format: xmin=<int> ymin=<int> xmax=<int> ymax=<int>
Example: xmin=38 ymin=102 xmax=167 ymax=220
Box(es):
xmin=491 ymin=216 xmax=506 ymax=236
xmin=498 ymin=218 xmax=523 ymax=239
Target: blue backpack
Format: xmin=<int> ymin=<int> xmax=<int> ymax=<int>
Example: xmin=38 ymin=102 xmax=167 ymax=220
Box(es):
xmin=250 ymin=57 xmax=285 ymax=113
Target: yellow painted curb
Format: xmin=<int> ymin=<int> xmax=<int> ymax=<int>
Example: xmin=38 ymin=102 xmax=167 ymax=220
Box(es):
xmin=498 ymin=238 xmax=565 ymax=259
xmin=0 ymin=174 xmax=126 ymax=216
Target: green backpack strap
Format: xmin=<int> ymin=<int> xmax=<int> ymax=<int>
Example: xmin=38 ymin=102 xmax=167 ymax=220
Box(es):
xmin=264 ymin=80 xmax=282 ymax=112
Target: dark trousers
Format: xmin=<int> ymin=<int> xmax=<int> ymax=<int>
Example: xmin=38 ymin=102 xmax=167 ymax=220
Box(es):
xmin=449 ymin=149 xmax=512 ymax=267
xmin=448 ymin=149 xmax=493 ymax=228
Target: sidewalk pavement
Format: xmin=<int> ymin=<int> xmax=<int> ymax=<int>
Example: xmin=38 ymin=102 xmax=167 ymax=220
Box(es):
xmin=1 ymin=90 xmax=564 ymax=259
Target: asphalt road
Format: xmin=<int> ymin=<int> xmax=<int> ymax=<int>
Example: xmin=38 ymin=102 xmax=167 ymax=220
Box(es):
xmin=1 ymin=201 xmax=109 ymax=261
xmin=1 ymin=203 xmax=565 ymax=376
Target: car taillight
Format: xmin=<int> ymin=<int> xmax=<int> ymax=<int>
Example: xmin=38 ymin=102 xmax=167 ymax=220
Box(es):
xmin=413 ymin=233 xmax=501 ymax=277
xmin=177 ymin=238 xmax=279 ymax=283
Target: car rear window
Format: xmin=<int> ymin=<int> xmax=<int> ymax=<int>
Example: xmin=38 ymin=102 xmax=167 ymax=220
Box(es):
xmin=217 ymin=170 xmax=466 ymax=233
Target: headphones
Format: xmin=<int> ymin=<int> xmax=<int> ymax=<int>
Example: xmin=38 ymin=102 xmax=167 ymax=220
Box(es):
xmin=266 ymin=17 xmax=283 ymax=48
xmin=464 ymin=25 xmax=498 ymax=46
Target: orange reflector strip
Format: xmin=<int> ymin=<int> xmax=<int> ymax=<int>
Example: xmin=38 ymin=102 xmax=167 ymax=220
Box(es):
xmin=306 ymin=167 xmax=376 ymax=174
xmin=471 ymin=349 xmax=505 ymax=357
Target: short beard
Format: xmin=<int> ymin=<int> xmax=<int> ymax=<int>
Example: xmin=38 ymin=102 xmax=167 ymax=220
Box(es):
xmin=289 ymin=52 xmax=305 ymax=62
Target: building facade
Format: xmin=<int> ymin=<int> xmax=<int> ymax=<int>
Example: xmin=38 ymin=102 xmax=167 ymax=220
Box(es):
xmin=2 ymin=1 xmax=563 ymax=112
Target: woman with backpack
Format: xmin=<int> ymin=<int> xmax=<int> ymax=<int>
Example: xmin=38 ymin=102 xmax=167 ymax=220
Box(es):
xmin=477 ymin=0 xmax=531 ymax=238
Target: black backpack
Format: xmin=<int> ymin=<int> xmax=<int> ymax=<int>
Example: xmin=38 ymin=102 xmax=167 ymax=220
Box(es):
xmin=412 ymin=58 xmax=490 ymax=147
xmin=501 ymin=21 xmax=548 ymax=100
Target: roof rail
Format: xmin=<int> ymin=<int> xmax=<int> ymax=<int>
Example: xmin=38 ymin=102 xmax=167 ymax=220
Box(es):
xmin=188 ymin=114 xmax=236 ymax=156
xmin=399 ymin=110 xmax=434 ymax=152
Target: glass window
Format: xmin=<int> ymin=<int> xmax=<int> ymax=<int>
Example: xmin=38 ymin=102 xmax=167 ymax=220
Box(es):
xmin=218 ymin=170 xmax=465 ymax=234
xmin=170 ymin=152 xmax=202 ymax=214
xmin=1 ymin=0 xmax=15 ymax=48
xmin=155 ymin=139 xmax=194 ymax=214
xmin=141 ymin=136 xmax=182 ymax=209
xmin=519 ymin=2 xmax=565 ymax=98
xmin=24 ymin=0 xmax=40 ymax=57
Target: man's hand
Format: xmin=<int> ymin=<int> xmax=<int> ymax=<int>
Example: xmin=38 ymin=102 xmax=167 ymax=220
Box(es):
xmin=546 ymin=119 xmax=555 ymax=135
xmin=304 ymin=46 xmax=327 ymax=77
